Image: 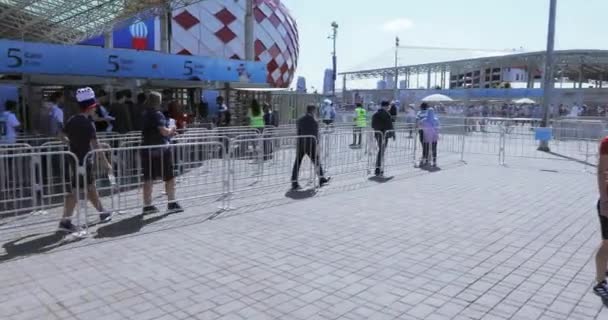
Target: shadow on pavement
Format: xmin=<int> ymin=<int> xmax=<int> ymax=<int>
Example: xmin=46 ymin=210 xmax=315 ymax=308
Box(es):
xmin=0 ymin=232 xmax=83 ymax=263
xmin=95 ymin=213 xmax=172 ymax=239
xmin=421 ymin=166 xmax=442 ymax=173
xmin=545 ymin=151 xmax=596 ymax=167
xmin=368 ymin=176 xmax=395 ymax=183
xmin=285 ymin=189 xmax=317 ymax=200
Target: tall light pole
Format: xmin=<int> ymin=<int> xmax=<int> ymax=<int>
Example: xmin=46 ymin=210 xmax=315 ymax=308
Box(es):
xmin=394 ymin=37 xmax=400 ymax=102
xmin=244 ymin=0 xmax=255 ymax=61
xmin=329 ymin=22 xmax=339 ymax=98
xmin=539 ymin=0 xmax=557 ymax=152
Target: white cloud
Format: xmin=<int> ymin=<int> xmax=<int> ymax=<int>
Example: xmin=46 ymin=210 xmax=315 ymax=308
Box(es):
xmin=381 ymin=18 xmax=414 ymax=33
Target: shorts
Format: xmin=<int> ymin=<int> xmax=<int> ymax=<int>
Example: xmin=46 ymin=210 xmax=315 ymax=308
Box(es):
xmin=141 ymin=148 xmax=175 ymax=182
xmin=65 ymin=162 xmax=95 ymax=192
xmin=323 ymin=120 xmax=334 ymax=125
xmin=598 ymin=200 xmax=608 ymax=240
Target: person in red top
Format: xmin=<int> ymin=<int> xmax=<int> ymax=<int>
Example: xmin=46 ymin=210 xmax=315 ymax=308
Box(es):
xmin=168 ymin=101 xmax=187 ymax=133
xmin=595 ymin=137 xmax=608 ymax=298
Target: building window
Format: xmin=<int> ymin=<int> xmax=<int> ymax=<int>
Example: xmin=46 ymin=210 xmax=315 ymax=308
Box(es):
xmin=516 ymin=74 xmax=520 ymax=81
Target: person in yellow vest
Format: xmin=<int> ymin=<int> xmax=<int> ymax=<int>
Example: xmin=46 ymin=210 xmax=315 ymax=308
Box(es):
xmin=249 ymin=99 xmax=265 ymax=131
xmin=350 ymin=102 xmax=367 ymax=147
xmin=249 ymin=99 xmax=267 ymax=159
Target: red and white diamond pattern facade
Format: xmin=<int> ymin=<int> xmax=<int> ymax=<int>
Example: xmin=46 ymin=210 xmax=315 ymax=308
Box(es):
xmin=171 ymin=0 xmax=299 ymax=88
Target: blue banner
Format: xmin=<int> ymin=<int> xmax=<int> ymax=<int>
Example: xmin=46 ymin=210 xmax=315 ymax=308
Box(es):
xmin=0 ymin=40 xmax=267 ymax=84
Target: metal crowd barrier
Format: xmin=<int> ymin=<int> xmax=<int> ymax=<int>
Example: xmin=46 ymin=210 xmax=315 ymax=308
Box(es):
xmin=320 ymin=130 xmax=377 ymax=178
xmin=0 ymin=151 xmax=82 ymax=232
xmin=2 ymin=121 xmax=604 ymax=234
xmin=83 ymin=142 xmax=228 ymax=223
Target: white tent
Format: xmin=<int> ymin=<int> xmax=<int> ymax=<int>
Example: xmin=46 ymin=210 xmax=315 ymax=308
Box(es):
xmin=513 ymin=98 xmax=536 ymax=104
xmin=421 ymin=94 xmax=454 ymax=102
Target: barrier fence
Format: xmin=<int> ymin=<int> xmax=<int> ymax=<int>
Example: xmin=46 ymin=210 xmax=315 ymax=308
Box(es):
xmin=0 ymin=121 xmax=601 ymax=234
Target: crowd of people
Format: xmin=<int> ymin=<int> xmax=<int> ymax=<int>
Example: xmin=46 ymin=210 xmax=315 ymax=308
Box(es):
xmin=434 ymin=102 xmax=608 ymax=119
xmin=56 ymin=88 xmax=185 ymax=232
xmin=289 ymin=100 xmax=440 ymax=190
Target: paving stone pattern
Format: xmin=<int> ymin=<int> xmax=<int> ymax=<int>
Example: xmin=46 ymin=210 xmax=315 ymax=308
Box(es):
xmin=0 ymin=152 xmax=605 ymax=320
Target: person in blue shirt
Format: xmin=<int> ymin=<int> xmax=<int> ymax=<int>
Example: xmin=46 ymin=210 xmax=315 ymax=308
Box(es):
xmin=420 ymin=108 xmax=440 ymax=167
xmin=140 ymin=91 xmax=183 ymax=215
xmin=320 ymin=99 xmax=336 ymax=130
xmin=416 ymin=102 xmax=430 ymax=166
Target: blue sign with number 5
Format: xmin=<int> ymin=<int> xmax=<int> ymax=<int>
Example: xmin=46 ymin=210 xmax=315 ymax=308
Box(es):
xmin=0 ymin=39 xmax=267 ymax=84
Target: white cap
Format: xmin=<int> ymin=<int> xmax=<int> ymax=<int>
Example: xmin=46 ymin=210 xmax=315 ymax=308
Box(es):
xmin=76 ymin=87 xmax=95 ymax=103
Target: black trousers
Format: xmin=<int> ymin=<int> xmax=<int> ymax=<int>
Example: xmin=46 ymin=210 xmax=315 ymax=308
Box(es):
xmin=375 ymin=134 xmax=389 ymax=171
xmin=353 ymin=127 xmax=362 ymax=145
xmin=422 ymin=142 xmax=438 ymax=162
xmin=291 ymin=142 xmax=324 ymax=183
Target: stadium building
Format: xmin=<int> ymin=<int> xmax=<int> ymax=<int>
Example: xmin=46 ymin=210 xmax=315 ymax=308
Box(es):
xmin=339 ymin=50 xmax=608 ymax=106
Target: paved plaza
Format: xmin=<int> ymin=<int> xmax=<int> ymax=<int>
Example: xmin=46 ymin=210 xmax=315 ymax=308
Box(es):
xmin=0 ymin=153 xmax=605 ymax=320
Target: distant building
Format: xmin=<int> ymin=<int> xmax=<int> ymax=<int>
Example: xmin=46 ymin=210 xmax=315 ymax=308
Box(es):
xmin=399 ymin=80 xmax=408 ymax=89
xmin=377 ymin=80 xmax=387 ymax=90
xmin=323 ymin=69 xmax=334 ymax=95
xmin=450 ymin=67 xmax=537 ymax=88
xmin=385 ymin=75 xmax=395 ymax=90
xmin=296 ymin=77 xmax=307 ymax=93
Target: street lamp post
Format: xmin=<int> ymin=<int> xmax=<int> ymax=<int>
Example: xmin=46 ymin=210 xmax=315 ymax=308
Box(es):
xmin=329 ymin=22 xmax=339 ymax=98
xmin=244 ymin=0 xmax=255 ymax=61
xmin=538 ymin=0 xmax=557 ymax=152
xmin=394 ymin=37 xmax=400 ymax=102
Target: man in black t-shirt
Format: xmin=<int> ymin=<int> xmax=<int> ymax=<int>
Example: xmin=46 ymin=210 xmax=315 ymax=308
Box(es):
xmin=59 ymin=87 xmax=113 ymax=233
xmin=140 ymin=91 xmax=183 ymax=215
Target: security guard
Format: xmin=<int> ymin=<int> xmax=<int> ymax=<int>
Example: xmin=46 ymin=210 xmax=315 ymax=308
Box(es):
xmin=351 ymin=103 xmax=367 ymax=147
xmin=249 ymin=99 xmax=265 ymax=132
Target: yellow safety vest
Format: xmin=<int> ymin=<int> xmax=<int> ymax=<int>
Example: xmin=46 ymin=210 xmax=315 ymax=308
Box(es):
xmin=355 ymin=108 xmax=367 ymax=127
xmin=250 ymin=113 xmax=265 ymax=128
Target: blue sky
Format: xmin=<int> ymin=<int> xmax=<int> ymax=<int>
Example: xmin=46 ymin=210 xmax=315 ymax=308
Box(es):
xmin=282 ymin=0 xmax=608 ymax=90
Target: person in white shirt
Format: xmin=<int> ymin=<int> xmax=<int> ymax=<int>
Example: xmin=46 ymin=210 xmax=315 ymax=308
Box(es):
xmin=320 ymin=99 xmax=336 ymax=129
xmin=48 ymin=92 xmax=64 ymax=135
xmin=569 ymin=104 xmax=581 ymax=118
xmin=2 ymin=100 xmax=20 ymax=144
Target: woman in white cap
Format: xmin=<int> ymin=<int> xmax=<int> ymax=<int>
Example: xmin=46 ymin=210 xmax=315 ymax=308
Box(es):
xmin=59 ymin=87 xmax=113 ymax=232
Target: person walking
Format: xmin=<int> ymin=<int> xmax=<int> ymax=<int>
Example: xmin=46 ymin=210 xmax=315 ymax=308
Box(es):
xmin=40 ymin=91 xmax=64 ymax=138
xmin=420 ymin=108 xmax=440 ymax=167
xmin=320 ymin=99 xmax=336 ymax=130
xmin=109 ymin=90 xmax=133 ymax=134
xmin=249 ymin=99 xmax=267 ymax=159
xmin=595 ymin=137 xmax=608 ymax=298
xmin=405 ymin=105 xmax=417 ymax=138
xmin=140 ymin=91 xmax=183 ymax=215
xmin=389 ymin=101 xmax=398 ymax=123
xmin=371 ymin=101 xmax=395 ymax=177
xmin=291 ymin=105 xmax=331 ymax=190
xmin=263 ymin=103 xmax=278 ymax=159
xmin=1 ymin=100 xmax=20 ymax=144
xmin=350 ymin=102 xmax=367 ymax=147
xmin=130 ymin=93 xmax=147 ymax=132
xmin=417 ymin=103 xmax=430 ymax=166
xmin=59 ymin=87 xmax=113 ymax=232
xmin=216 ymin=96 xmax=231 ymax=127
xmin=168 ymin=101 xmax=188 ymax=134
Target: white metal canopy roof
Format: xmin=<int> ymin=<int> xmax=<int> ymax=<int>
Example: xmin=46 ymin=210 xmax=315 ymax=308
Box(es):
xmin=0 ymin=0 xmax=203 ymax=44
